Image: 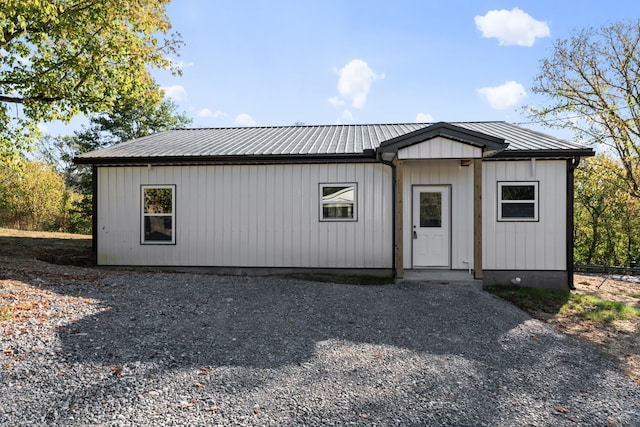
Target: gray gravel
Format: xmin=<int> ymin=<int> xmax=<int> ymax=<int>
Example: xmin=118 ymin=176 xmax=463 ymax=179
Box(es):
xmin=1 ymin=260 xmax=639 ymax=426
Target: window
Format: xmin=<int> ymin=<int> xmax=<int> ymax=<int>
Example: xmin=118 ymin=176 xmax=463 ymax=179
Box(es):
xmin=498 ymin=181 xmax=538 ymax=221
xmin=420 ymin=192 xmax=442 ymax=227
xmin=141 ymin=185 xmax=175 ymax=244
xmin=319 ymin=183 xmax=357 ymax=221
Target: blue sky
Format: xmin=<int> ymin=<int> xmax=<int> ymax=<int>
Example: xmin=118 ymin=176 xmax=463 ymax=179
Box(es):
xmin=50 ymin=1 xmax=640 ymax=135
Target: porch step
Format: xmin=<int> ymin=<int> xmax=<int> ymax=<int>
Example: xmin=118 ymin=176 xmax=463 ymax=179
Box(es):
xmin=396 ymin=270 xmax=482 ymax=290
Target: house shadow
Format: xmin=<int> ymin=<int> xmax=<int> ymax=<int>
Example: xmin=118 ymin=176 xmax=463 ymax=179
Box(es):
xmin=0 ymin=234 xmax=92 ymax=266
xmin=53 ymin=271 xmax=569 ymax=371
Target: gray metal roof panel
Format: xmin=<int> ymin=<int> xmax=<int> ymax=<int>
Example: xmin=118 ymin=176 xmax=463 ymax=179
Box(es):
xmin=76 ymin=122 xmax=591 ymax=161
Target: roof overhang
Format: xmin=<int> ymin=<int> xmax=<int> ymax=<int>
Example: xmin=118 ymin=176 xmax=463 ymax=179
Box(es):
xmin=377 ymin=122 xmax=508 ymax=158
xmin=72 ymin=152 xmax=379 ymax=167
xmin=488 ymin=148 xmax=596 ymax=159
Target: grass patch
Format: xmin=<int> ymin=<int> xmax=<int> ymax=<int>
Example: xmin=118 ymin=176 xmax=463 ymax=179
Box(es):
xmin=485 ymin=286 xmax=570 ymax=315
xmin=565 ymin=294 xmax=640 ymax=323
xmin=0 ymin=306 xmax=13 ymax=322
xmin=486 ymin=285 xmax=640 ymax=323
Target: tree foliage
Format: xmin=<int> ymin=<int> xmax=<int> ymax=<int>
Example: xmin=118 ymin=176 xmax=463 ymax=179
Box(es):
xmin=0 ymin=161 xmax=71 ymax=231
xmin=0 ymin=0 xmax=183 ymax=162
xmin=530 ymin=21 xmax=640 ymax=197
xmin=574 ymin=154 xmax=640 ymax=266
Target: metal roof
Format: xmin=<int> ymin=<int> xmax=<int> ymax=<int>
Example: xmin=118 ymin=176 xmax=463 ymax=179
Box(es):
xmin=75 ymin=122 xmax=593 ymax=164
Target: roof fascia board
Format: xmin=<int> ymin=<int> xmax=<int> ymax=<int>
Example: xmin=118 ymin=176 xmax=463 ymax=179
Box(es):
xmin=489 ymin=148 xmax=595 ymax=159
xmin=73 ymin=152 xmax=378 ymax=167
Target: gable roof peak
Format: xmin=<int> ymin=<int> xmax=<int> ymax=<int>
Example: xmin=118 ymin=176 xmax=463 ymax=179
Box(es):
xmin=378 ymin=121 xmax=508 ymax=155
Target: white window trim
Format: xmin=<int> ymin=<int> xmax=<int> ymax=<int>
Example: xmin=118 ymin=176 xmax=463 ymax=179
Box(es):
xmin=141 ymin=184 xmax=176 ymax=244
xmin=319 ymin=182 xmax=358 ymax=222
xmin=497 ymin=181 xmax=539 ymax=222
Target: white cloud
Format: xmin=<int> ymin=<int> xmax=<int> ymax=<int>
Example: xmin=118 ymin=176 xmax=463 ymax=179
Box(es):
xmin=334 ymin=59 xmax=384 ymax=109
xmin=341 ymin=110 xmax=354 ymax=121
xmin=474 ymin=7 xmax=550 ymax=47
xmin=415 ymin=113 xmax=434 ymax=123
xmin=477 ymin=81 xmax=527 ymax=110
xmin=328 ymin=96 xmax=345 ymax=107
xmin=161 ymin=85 xmax=187 ymax=101
xmin=198 ymin=108 xmax=225 ymax=119
xmin=234 ymin=113 xmax=256 ymax=127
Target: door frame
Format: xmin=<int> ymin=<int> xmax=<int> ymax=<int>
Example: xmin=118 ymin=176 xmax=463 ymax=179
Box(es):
xmin=411 ymin=184 xmax=452 ymax=269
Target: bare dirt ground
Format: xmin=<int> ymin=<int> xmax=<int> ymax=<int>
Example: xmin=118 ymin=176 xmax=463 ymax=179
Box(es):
xmin=0 ymin=228 xmax=638 ymax=385
xmin=560 ymin=274 xmax=640 ymax=384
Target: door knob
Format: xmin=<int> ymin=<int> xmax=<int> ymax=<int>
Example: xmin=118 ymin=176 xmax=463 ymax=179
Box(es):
xmin=413 ymin=230 xmax=417 ymax=239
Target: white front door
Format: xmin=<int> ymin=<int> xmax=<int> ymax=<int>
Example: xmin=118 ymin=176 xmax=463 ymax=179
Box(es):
xmin=412 ymin=185 xmax=450 ymax=268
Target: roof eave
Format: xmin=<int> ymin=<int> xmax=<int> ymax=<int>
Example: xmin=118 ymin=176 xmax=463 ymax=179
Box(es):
xmin=73 ymin=152 xmax=378 ymax=166
xmin=489 ymin=148 xmax=596 ymax=159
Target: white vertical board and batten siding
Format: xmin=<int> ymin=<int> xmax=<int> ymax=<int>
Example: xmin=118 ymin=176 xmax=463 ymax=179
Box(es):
xmin=97 ymin=163 xmax=392 ymax=268
xmin=401 ymin=159 xmax=474 ymax=270
xmin=482 ymin=160 xmax=566 ymax=271
xmin=398 ymin=137 xmax=482 ymax=160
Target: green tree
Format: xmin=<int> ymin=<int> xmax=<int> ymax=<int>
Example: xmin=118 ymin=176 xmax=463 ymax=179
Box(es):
xmin=530 ymin=21 xmax=640 ymax=198
xmin=574 ymin=154 xmax=640 ymax=266
xmin=0 ymin=0 xmax=183 ymax=163
xmin=0 ymin=161 xmax=68 ymax=230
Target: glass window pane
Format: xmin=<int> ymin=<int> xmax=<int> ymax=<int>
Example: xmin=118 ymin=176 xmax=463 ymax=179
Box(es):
xmin=144 ymin=216 xmax=173 ymax=241
xmin=322 ymin=186 xmax=354 ymax=203
xmin=502 ymin=203 xmax=535 ymax=218
xmin=323 ymin=205 xmax=353 ymax=219
xmin=144 ymin=188 xmax=173 ymax=213
xmin=420 ymin=192 xmax=441 ymax=227
xmin=321 ymin=185 xmax=355 ymax=220
xmin=502 ymin=185 xmax=534 ymax=201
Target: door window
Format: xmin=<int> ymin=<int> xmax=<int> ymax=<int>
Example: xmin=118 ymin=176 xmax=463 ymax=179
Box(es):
xmin=420 ymin=192 xmax=442 ymax=227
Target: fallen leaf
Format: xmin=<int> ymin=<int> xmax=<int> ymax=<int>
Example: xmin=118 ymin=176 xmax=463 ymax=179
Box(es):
xmin=608 ymin=420 xmax=615 ymax=425
xmin=555 ymin=406 xmax=569 ymax=413
xmin=111 ymin=367 xmax=123 ymax=377
xmin=180 ymin=402 xmax=194 ymax=410
xmin=372 ymin=353 xmax=383 ymax=358
xmin=194 ymin=382 xmax=204 ymax=388
xmin=2 ymin=349 xmax=14 ymax=356
xmin=209 ymin=405 xmax=219 ymax=412
xmin=359 ymin=413 xmax=369 ymax=419
xmin=253 ymin=405 xmax=260 ymax=414
xmin=198 ymin=367 xmax=209 ymax=376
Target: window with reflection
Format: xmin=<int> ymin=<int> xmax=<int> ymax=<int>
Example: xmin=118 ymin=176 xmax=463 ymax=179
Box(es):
xmin=141 ymin=185 xmax=175 ymax=244
xmin=319 ymin=183 xmax=357 ymax=221
xmin=498 ymin=181 xmax=538 ymax=221
xmin=420 ymin=192 xmax=442 ymax=227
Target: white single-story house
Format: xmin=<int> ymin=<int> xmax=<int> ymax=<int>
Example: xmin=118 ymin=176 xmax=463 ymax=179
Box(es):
xmin=74 ymin=121 xmax=594 ymax=289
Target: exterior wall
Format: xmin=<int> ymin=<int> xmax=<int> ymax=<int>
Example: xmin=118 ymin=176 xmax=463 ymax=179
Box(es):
xmin=96 ymin=163 xmax=392 ymax=268
xmin=482 ymin=159 xmax=567 ymax=272
xmin=401 ymin=159 xmax=475 ymax=270
xmin=483 ymin=270 xmax=568 ymax=290
xmin=398 ymin=137 xmax=482 ymax=159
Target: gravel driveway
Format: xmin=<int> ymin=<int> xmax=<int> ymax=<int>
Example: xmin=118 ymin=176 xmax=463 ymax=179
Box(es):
xmin=1 ymin=260 xmax=639 ymax=426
